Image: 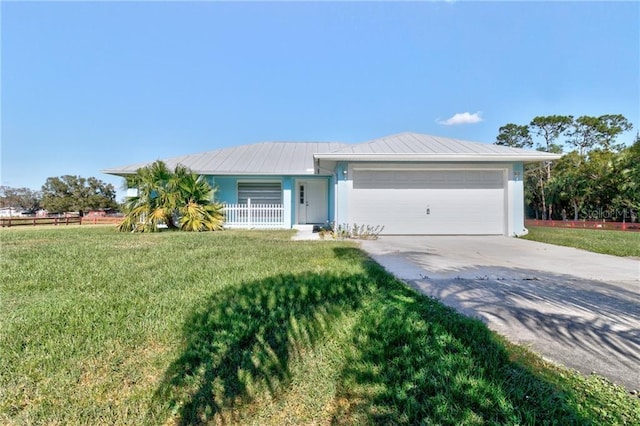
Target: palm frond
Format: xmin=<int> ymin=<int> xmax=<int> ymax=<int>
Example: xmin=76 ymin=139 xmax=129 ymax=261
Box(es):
xmin=119 ymin=161 xmax=223 ymax=232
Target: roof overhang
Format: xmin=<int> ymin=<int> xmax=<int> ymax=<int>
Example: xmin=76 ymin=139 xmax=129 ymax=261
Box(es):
xmin=102 ymin=169 xmax=331 ymax=177
xmin=313 ymin=153 xmax=562 ymax=163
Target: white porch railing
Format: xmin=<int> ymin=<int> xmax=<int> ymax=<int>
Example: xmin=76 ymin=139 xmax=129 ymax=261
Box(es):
xmin=223 ymin=200 xmax=286 ymax=229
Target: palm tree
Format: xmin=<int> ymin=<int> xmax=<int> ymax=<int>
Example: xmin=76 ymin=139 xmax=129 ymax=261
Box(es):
xmin=118 ymin=161 xmax=224 ymax=232
xmin=173 ymin=165 xmax=224 ymax=231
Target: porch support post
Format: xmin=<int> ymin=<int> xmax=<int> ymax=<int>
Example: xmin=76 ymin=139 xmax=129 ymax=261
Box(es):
xmin=282 ymin=177 xmax=292 ymax=228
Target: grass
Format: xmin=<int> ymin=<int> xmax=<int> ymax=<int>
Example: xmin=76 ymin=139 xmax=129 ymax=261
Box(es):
xmin=522 ymin=226 xmax=640 ymax=257
xmin=1 ymin=227 xmax=638 ymax=425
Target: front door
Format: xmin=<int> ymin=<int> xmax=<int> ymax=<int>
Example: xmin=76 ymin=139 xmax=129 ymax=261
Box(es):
xmin=297 ymin=180 xmax=328 ymax=224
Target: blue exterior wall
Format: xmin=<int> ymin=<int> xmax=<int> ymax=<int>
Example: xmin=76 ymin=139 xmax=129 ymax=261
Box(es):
xmin=211 ymin=176 xmax=238 ymax=203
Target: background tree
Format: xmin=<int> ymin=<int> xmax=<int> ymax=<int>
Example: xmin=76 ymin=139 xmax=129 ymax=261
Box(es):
xmin=582 ymin=150 xmax=618 ymax=212
xmin=529 ymin=115 xmax=573 ymax=154
xmin=547 ymin=144 xmax=637 ymax=222
xmin=118 ymin=161 xmax=224 ymax=232
xmin=0 ymin=186 xmax=42 ymax=210
xmin=567 ymin=114 xmax=632 ymax=154
xmin=545 ymin=152 xmax=587 ymax=221
xmin=496 ymin=113 xmax=635 ymax=222
xmin=523 ymin=166 xmax=545 ymax=219
xmin=597 ymin=114 xmax=633 ymax=152
xmin=495 ymin=124 xmax=533 ymax=148
xmin=41 ymin=175 xmax=119 ymax=214
xmin=528 ymin=115 xmax=573 ymax=219
xmin=566 ymin=115 xmax=603 ymax=155
xmin=611 ymin=135 xmax=640 ymax=221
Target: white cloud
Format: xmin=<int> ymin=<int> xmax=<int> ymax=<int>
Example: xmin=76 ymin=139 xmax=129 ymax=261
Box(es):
xmin=437 ymin=111 xmax=483 ymax=126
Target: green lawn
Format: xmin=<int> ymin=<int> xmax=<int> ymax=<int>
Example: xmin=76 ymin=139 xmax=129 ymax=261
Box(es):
xmin=522 ymin=226 xmax=640 ymax=257
xmin=1 ymin=227 xmax=638 ymax=425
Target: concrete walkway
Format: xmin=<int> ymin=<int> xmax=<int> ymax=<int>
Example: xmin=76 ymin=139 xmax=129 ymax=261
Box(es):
xmin=359 ymin=236 xmax=640 ymax=392
xmin=291 ymin=225 xmax=320 ymax=241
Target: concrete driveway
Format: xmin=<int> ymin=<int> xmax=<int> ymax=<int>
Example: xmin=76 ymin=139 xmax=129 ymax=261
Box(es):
xmin=359 ymin=236 xmax=640 ymax=392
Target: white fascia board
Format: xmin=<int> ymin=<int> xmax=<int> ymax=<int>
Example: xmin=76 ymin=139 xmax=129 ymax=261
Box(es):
xmin=101 ymin=169 xmax=137 ymax=176
xmin=103 ymin=169 xmax=326 ymax=176
xmin=195 ymin=171 xmax=318 ymax=175
xmin=313 ymin=153 xmax=562 ymax=163
xmin=208 ymin=171 xmax=335 ymax=176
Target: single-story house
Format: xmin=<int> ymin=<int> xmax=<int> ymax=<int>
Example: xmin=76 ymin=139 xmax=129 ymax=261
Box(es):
xmin=103 ymin=132 xmax=561 ymax=236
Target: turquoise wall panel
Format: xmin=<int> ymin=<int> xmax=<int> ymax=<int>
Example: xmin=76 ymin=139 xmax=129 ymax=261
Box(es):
xmin=212 ymin=176 xmax=238 ymax=203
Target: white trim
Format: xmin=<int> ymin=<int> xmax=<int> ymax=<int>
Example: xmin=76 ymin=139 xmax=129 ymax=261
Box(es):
xmin=223 ymin=201 xmax=286 ymax=229
xmin=236 ymin=178 xmax=283 ymax=185
xmin=315 ymin=153 xmax=561 ymax=163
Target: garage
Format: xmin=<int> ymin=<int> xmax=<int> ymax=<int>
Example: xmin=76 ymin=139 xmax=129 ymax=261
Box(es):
xmin=347 ymin=167 xmax=506 ymax=235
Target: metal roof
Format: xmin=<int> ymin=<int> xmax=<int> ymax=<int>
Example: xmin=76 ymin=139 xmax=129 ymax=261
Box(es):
xmin=313 ymin=132 xmax=562 ymax=162
xmin=102 ymin=141 xmax=349 ymax=176
xmin=103 ymin=132 xmax=561 ymax=176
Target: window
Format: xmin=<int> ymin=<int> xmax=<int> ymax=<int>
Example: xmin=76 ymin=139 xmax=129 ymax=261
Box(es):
xmin=238 ymin=181 xmax=282 ymax=204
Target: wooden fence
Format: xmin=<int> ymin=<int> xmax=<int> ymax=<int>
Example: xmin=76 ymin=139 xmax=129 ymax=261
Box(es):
xmin=81 ymin=216 xmax=124 ymax=225
xmin=1 ymin=216 xmax=124 ymax=228
xmin=525 ymin=219 xmax=640 ymax=232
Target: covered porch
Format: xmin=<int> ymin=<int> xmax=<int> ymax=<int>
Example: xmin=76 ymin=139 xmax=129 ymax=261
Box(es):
xmin=217 ymin=176 xmax=333 ymax=229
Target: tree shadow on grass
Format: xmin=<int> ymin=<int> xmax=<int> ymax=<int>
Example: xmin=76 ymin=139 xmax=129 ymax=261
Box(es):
xmin=329 ymin=252 xmax=597 ymax=425
xmin=153 ymin=246 xmax=597 ymax=425
xmin=152 ymin=255 xmax=374 ymax=424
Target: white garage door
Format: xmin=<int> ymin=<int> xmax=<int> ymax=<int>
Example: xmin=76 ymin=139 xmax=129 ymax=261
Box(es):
xmin=349 ymin=169 xmax=505 ymax=235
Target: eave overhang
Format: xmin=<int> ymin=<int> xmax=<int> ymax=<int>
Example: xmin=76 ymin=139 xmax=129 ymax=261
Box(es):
xmin=102 ymin=169 xmax=330 ymax=177
xmin=313 ymin=153 xmax=562 ymax=164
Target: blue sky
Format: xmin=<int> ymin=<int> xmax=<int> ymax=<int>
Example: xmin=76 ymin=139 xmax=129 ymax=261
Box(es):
xmin=2 ymin=1 xmax=638 ymax=200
